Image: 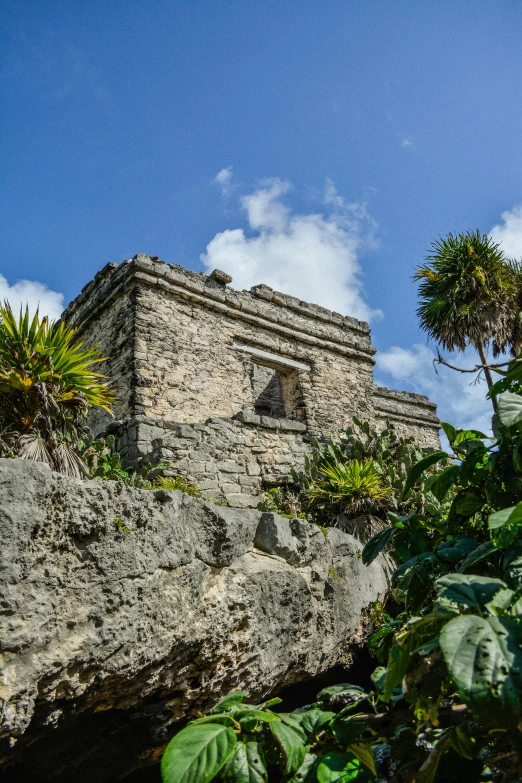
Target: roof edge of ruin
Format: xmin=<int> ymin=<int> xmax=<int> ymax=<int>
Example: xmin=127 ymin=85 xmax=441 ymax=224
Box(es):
xmin=63 ymin=253 xmax=373 ymax=340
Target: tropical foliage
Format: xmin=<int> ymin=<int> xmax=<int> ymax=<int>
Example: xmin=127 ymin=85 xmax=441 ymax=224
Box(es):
xmin=290 ymin=418 xmax=447 ymax=540
xmin=161 ymin=366 xmax=522 ymax=782
xmin=414 ymin=231 xmax=522 ymax=404
xmin=0 ymin=303 xmax=114 ymax=475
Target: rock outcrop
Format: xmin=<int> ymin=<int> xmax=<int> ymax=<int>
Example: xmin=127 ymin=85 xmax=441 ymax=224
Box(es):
xmin=0 ymin=459 xmax=391 ymax=782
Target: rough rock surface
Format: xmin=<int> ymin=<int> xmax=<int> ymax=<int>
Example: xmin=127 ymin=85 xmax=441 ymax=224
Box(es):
xmin=0 ymin=459 xmax=391 ymax=782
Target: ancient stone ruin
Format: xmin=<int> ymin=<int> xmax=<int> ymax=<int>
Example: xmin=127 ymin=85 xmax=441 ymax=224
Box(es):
xmin=0 ymin=256 xmax=440 ymax=781
xmin=64 ymin=253 xmax=440 ymax=505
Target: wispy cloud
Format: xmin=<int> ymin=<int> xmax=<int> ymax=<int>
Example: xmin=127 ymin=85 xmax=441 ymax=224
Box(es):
xmin=214 ymin=167 xmax=233 ymax=196
xmin=400 ymin=135 xmax=414 ymax=148
xmin=375 ymin=344 xmax=494 ymax=436
xmin=0 ymin=275 xmax=64 ymax=321
xmin=490 ymin=204 xmax=522 ymax=258
xmin=202 ymin=172 xmax=381 ymax=322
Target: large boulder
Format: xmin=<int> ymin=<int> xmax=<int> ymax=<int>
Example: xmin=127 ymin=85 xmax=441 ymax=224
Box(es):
xmin=0 ymin=459 xmax=391 ymax=781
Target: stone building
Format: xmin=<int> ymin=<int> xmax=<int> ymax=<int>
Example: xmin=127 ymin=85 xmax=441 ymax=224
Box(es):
xmin=64 ymin=253 xmax=440 ymax=507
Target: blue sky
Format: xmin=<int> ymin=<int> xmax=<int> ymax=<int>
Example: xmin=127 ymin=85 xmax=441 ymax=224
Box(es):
xmin=1 ymin=0 xmax=521 ymax=432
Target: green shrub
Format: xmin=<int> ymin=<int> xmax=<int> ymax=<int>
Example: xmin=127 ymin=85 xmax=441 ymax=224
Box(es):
xmin=0 ymin=303 xmax=114 ymax=476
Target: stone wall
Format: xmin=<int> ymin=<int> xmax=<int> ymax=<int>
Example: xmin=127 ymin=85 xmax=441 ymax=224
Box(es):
xmin=63 ymin=253 xmax=441 ymax=493
xmin=0 ymin=458 xmax=391 ymax=782
xmin=372 ymin=387 xmax=440 ymax=450
xmin=149 ymin=412 xmax=310 ymax=507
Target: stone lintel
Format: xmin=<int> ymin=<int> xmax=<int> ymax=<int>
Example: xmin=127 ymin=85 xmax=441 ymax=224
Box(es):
xmin=232 ymin=342 xmax=312 ymax=372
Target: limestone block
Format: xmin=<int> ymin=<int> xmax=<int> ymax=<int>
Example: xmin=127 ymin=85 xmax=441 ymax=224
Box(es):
xmin=254 ymin=513 xmax=300 ymax=565
xmin=260 ymin=416 xmax=280 ymax=429
xmin=217 ymin=460 xmax=245 ymax=473
xmin=220 ymin=482 xmax=242 ymax=495
xmin=225 ymin=493 xmax=259 ymax=508
xmin=246 ymin=460 xmax=261 ymax=476
xmin=174 ymin=425 xmax=198 ymax=440
xmin=233 ymin=410 xmax=261 ymax=426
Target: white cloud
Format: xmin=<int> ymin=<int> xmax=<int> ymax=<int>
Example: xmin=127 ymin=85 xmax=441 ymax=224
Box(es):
xmin=490 ymin=204 xmax=522 ymax=258
xmin=375 ymin=343 xmax=494 ymax=437
xmin=401 ymin=135 xmax=414 ymax=147
xmin=202 ymin=174 xmax=381 ymax=322
xmin=214 ymin=167 xmax=233 ymax=196
xmin=0 ymin=275 xmax=65 ymax=321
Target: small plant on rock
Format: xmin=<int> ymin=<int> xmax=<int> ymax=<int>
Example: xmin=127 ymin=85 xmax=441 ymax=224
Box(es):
xmin=257 ymin=486 xmax=306 ymax=518
xmin=151 ymin=475 xmax=201 ymax=496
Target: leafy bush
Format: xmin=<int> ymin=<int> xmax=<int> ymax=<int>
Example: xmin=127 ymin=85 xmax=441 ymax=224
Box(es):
xmin=161 ymin=369 xmax=522 ymax=781
xmin=302 ymin=459 xmax=393 ymax=540
xmin=161 ymin=688 xmax=378 ymax=783
xmin=0 ymin=303 xmax=114 ymax=475
xmin=292 ymin=418 xmax=447 ymax=540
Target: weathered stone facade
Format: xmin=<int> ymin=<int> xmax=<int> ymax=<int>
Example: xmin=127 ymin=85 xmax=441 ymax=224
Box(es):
xmin=64 ymin=254 xmax=440 ymax=505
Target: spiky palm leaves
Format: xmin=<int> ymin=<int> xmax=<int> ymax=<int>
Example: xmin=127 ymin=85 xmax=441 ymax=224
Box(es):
xmin=303 ymin=459 xmax=393 ymax=540
xmin=414 ymin=231 xmax=520 ymax=407
xmin=0 ymin=302 xmax=114 ymax=475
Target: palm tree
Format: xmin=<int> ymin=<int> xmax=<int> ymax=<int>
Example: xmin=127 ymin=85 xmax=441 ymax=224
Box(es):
xmin=0 ymin=302 xmax=115 ymax=475
xmin=414 ymin=231 xmax=516 ymax=411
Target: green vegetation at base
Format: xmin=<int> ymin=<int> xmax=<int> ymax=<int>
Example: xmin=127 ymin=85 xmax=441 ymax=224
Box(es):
xmin=160 ymin=367 xmax=522 ymax=783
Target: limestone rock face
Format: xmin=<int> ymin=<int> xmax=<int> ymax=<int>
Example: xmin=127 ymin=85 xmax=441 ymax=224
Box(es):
xmin=0 ymin=459 xmax=391 ymax=782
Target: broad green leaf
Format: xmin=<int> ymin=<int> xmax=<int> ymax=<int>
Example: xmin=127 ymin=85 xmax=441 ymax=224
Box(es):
xmin=347 ymin=743 xmax=376 ymax=776
xmin=384 ymin=639 xmax=412 ymax=700
xmin=485 ymin=588 xmax=515 ymax=615
xmin=453 ymin=489 xmax=484 ymax=517
xmin=454 ymin=429 xmax=487 ymax=443
xmin=435 ymin=537 xmax=479 ymax=564
xmin=161 ymin=723 xmax=237 ymax=783
xmin=451 ymin=725 xmax=479 ymax=760
xmin=316 ymin=752 xmax=368 ymax=783
xmin=387 ymin=510 xmax=417 ymax=525
xmin=434 ymin=573 xmax=508 ymax=613
xmin=330 ymin=715 xmax=365 ymax=746
xmin=316 ymin=684 xmax=365 ymax=701
xmin=361 ymin=527 xmax=395 ymax=565
xmin=498 ymin=392 xmax=522 ymax=428
xmin=370 ymin=666 xmax=386 ymax=694
xmin=429 ymin=465 xmax=460 ymax=502
xmin=271 ymin=719 xmax=306 ymax=775
xmin=238 ymin=710 xmax=277 ymax=732
xmin=458 ymin=541 xmax=496 ymax=572
xmin=278 ymin=713 xmax=307 ymax=740
xmin=298 ymin=709 xmax=336 ymax=735
xmin=287 ymin=753 xmax=318 ymax=783
xmin=441 ymin=422 xmax=457 ymax=443
xmin=402 ymin=452 xmax=448 ymax=498
xmin=440 ymin=614 xmax=522 ymax=726
xmin=263 ymin=698 xmax=282 ymax=708
xmin=189 ymin=714 xmax=239 ymax=728
xmin=221 ymin=741 xmax=267 ymax=783
xmin=210 ymin=690 xmax=249 ymax=713
xmin=488 ymin=502 xmax=522 ymax=529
